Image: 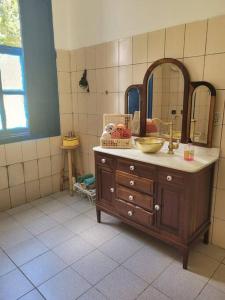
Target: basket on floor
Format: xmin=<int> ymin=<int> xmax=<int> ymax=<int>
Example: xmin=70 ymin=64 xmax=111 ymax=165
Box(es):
xmin=100 ymin=114 xmax=132 ymax=149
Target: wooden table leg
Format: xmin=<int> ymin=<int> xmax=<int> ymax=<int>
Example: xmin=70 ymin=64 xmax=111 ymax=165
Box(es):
xmin=68 ymin=150 xmax=73 ymax=196
xmin=60 ymin=150 xmax=65 ymax=191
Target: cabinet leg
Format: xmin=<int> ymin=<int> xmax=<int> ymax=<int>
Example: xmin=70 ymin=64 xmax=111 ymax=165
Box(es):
xmin=203 ymin=229 xmax=209 ymax=244
xmin=96 ymin=209 xmax=101 ymax=223
xmin=182 ymin=248 xmax=189 ymax=270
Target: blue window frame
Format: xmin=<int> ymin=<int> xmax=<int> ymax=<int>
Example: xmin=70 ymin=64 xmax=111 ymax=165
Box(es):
xmin=0 ymin=44 xmax=29 ymax=143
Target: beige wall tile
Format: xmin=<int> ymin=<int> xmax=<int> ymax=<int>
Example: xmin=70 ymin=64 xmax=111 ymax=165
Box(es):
xmin=25 ymin=180 xmax=40 ymax=202
xmin=119 ymin=37 xmax=132 ymax=66
xmin=5 ymin=142 xmax=22 ymax=165
xmin=0 ymin=167 xmax=8 ymax=190
xmin=204 ymin=53 xmax=225 ymax=89
xmin=88 ymin=135 xmax=98 ymax=153
xmin=89 ymin=152 xmax=95 ymax=174
xmin=38 ymin=157 xmax=51 ymax=178
xmin=79 ymin=134 xmax=89 ymax=154
xmin=73 ymin=113 xmax=79 ymax=134
xmin=59 ymin=93 xmax=72 ymax=114
xmin=24 ymin=160 xmax=39 ymax=183
xmin=51 ymin=155 xmax=62 ymax=175
xmin=184 ymin=20 xmax=207 ymax=57
xmin=220 ymin=125 xmax=225 ymax=157
xmin=72 ymin=93 xmax=78 ymax=114
xmin=207 ymin=15 xmax=225 ymax=54
xmin=212 ymin=125 xmax=222 ymax=148
xmin=102 ymin=93 xmax=119 ymax=114
xmin=56 ymin=50 xmax=70 ymax=72
xmin=96 ymin=69 xmax=106 ymax=93
xmin=214 ymin=189 xmax=225 ymax=220
xmin=78 ymin=114 xmax=88 ymax=134
xmin=133 ymin=63 xmax=147 ymax=84
xmin=165 ymin=24 xmax=185 ymax=58
xmin=77 ymin=93 xmax=88 ymax=114
xmin=8 ymin=163 xmax=24 ymax=187
xmin=184 ymin=56 xmax=204 ymax=81
xmin=133 ymin=33 xmax=148 ymax=64
xmin=39 ymin=176 xmax=52 ymax=197
xmin=106 ymin=40 xmax=119 ymax=67
xmin=87 ymin=69 xmax=97 ymax=93
xmin=148 ymin=29 xmax=165 ymax=62
xmin=215 ymin=90 xmax=225 ymax=125
xmin=96 ymin=43 xmax=106 ymax=68
xmin=10 ymin=184 xmax=26 ymax=207
xmin=0 ymin=189 xmax=11 ymax=211
xmin=76 ymin=71 xmax=86 ymax=93
xmin=0 ymin=145 xmax=6 ymax=167
xmin=87 ymin=115 xmax=98 ymax=135
xmin=21 ymin=140 xmax=37 ymax=162
xmin=212 ymin=218 xmax=225 ymax=248
xmin=71 ymin=72 xmax=77 ymax=93
xmin=86 ymin=46 xmax=96 ymax=69
xmin=87 ymin=93 xmax=97 ymax=115
xmin=50 ymin=136 xmax=62 ymax=156
xmin=70 ymin=49 xmax=77 ymax=72
xmin=76 ymin=47 xmax=86 ymax=71
xmin=119 ymin=65 xmax=133 ymax=92
xmin=36 ymin=138 xmax=50 ymax=159
xmin=52 ymin=174 xmax=61 ymax=193
xmin=105 ymin=67 xmax=119 ymax=92
xmin=217 ymin=158 xmax=225 ymax=189
xmin=118 ymin=92 xmax=125 ymax=114
xmin=60 ymin=114 xmax=73 ymax=136
xmin=57 ymin=72 xmax=71 ymax=94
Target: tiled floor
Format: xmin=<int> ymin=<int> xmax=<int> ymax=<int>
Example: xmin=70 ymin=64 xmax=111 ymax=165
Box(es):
xmin=0 ymin=192 xmax=225 ymax=300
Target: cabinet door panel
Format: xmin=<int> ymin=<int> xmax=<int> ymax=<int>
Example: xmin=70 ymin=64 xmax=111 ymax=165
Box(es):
xmin=157 ymin=183 xmax=183 ymax=236
xmin=97 ymin=167 xmax=114 ymax=206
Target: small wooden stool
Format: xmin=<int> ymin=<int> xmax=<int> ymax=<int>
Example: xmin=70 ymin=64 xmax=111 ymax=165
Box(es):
xmin=60 ymin=145 xmax=79 ymax=196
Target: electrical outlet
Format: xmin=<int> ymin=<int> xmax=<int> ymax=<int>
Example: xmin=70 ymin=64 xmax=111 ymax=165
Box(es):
xmin=214 ymin=112 xmax=223 ymax=125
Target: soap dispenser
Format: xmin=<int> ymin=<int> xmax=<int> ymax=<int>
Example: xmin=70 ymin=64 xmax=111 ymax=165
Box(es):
xmin=184 ymin=138 xmax=194 ymax=161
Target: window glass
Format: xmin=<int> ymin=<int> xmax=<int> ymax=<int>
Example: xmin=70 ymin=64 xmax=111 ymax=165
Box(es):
xmin=3 ymin=94 xmax=27 ymax=128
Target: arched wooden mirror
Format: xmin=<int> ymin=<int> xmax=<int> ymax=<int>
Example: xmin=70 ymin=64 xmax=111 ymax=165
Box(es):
xmin=142 ymin=58 xmax=190 ymax=143
xmin=189 ymin=81 xmax=216 ymax=147
xmin=125 ymin=84 xmax=143 ymax=136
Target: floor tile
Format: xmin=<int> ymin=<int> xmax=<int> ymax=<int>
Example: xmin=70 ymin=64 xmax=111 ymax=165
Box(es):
xmin=37 ymin=225 xmax=74 ymax=248
xmin=79 ymin=223 xmax=119 ymax=247
xmin=78 ymin=288 xmax=107 ymax=300
xmin=19 ymin=289 xmax=45 ymax=300
xmin=99 ymin=233 xmax=144 ymax=263
xmin=64 ymin=214 xmax=96 ymax=234
xmin=48 ymin=206 xmax=80 ymax=223
xmin=0 ymin=212 xmax=10 ymax=220
xmin=72 ymin=249 xmax=118 ymax=285
xmin=0 ymin=227 xmax=33 ymax=250
xmin=196 ymin=284 xmax=225 ymax=300
xmin=123 ymin=245 xmax=174 ymax=283
xmin=137 ymin=286 xmax=170 ymax=300
xmin=53 ymin=235 xmax=95 ymax=265
xmin=36 ymin=199 xmax=67 ymax=214
xmin=23 ymin=215 xmax=58 ymax=235
xmin=21 ymin=251 xmax=67 ymax=286
xmin=38 ymin=267 xmax=91 ymax=300
xmin=84 ymin=207 xmax=97 ymax=220
xmin=0 ymin=269 xmax=33 ymax=300
xmin=96 ymin=266 xmax=148 ymax=300
xmin=31 ymin=196 xmax=54 ymax=207
xmin=6 ymin=237 xmax=48 ymax=266
xmin=152 ymin=261 xmax=207 ymax=300
xmin=70 ymin=199 xmax=94 ymax=214
xmin=0 ymin=217 xmax=22 ymax=233
xmin=51 ymin=190 xmax=70 ymax=199
xmin=6 ymin=203 xmax=32 ymax=215
xmin=209 ymin=263 xmax=225 ymax=293
xmin=12 ymin=208 xmax=44 ymax=225
xmin=56 ymin=193 xmax=81 ymax=206
xmin=194 ymin=240 xmax=225 ymax=262
xmin=0 ymin=249 xmax=16 ymax=276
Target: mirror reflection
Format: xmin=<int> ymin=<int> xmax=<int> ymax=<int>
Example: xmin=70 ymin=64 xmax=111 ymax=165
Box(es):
xmin=191 ymin=85 xmax=211 ymax=144
xmin=146 ymin=63 xmax=184 ymax=140
xmin=127 ymin=87 xmax=141 ymax=135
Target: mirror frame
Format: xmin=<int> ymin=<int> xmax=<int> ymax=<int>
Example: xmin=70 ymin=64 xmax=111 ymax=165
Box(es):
xmin=142 ymin=58 xmax=191 ymax=143
xmin=189 ymin=81 xmax=216 ymax=148
xmin=125 ymin=84 xmax=144 ymax=136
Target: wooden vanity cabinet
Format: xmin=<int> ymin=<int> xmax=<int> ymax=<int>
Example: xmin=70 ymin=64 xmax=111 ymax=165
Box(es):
xmin=95 ymin=152 xmax=214 ymax=269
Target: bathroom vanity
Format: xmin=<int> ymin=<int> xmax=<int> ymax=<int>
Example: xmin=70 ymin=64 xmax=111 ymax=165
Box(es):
xmin=93 ymin=144 xmax=219 ymax=269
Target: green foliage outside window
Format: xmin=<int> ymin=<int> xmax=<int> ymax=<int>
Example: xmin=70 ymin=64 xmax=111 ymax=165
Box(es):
xmin=0 ymin=0 xmax=21 ymax=47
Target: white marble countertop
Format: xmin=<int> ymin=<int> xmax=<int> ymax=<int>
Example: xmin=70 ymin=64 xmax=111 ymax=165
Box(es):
xmin=93 ymin=141 xmax=219 ymax=173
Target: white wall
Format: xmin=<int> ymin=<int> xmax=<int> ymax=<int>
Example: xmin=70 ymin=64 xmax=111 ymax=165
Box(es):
xmin=66 ymin=0 xmax=225 ymax=49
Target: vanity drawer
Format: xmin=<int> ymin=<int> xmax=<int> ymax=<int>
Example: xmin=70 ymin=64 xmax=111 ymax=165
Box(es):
xmin=117 ymin=185 xmax=153 ymax=210
xmin=96 ymin=153 xmax=114 ymax=170
xmin=114 ymin=199 xmax=154 ymax=227
xmin=116 ymin=171 xmax=154 ymax=195
xmin=158 ymin=170 xmax=184 ymax=186
xmin=117 ymin=159 xmax=155 ymax=180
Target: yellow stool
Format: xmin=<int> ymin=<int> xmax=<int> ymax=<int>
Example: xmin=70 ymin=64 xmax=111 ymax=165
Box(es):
xmin=60 ymin=145 xmax=79 ymax=196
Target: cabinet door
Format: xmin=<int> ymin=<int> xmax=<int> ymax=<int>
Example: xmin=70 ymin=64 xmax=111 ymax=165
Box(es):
xmin=156 ymin=183 xmax=184 ymax=237
xmin=97 ymin=166 xmax=114 ymax=206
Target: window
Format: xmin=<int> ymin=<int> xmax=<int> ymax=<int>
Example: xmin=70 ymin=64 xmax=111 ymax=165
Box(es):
xmin=0 ymin=0 xmax=29 ymax=142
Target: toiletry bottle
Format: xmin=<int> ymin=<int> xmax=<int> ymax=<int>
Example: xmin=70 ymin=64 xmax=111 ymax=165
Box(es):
xmin=184 ymin=138 xmax=194 ymax=161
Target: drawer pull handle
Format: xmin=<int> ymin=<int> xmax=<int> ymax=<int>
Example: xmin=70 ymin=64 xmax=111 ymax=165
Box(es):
xmin=101 ymin=158 xmax=106 ymax=164
xmin=128 ymin=195 xmax=134 ymax=201
xmin=167 ymin=175 xmax=172 ymax=182
xmin=154 ymin=204 xmax=160 ymax=211
xmin=110 ymin=187 xmax=114 ymax=193
xmin=130 ymin=165 xmax=135 ymax=171
xmin=130 ymin=180 xmax=135 ymax=186
xmin=128 ymin=210 xmax=133 ymax=217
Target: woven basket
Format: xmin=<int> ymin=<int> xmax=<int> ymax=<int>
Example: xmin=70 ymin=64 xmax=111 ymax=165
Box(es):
xmin=100 ymin=114 xmax=132 ymax=149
